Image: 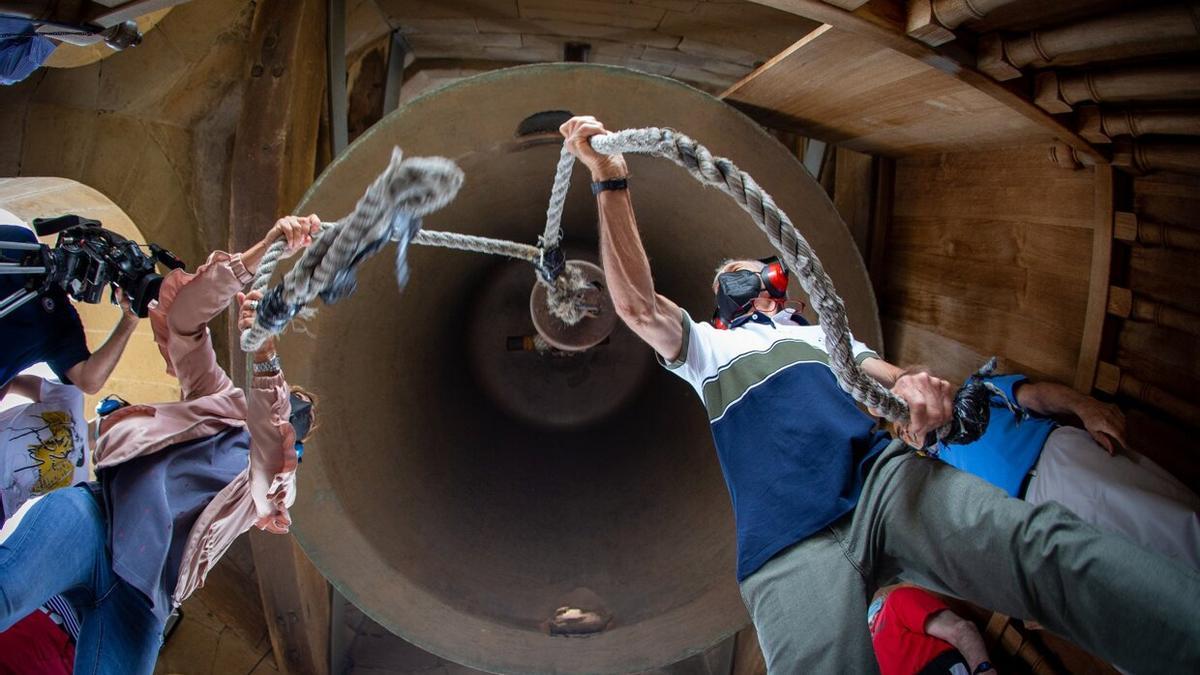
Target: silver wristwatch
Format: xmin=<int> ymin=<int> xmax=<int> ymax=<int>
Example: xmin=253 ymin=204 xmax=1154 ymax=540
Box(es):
xmin=253 ymin=354 xmax=281 ymax=375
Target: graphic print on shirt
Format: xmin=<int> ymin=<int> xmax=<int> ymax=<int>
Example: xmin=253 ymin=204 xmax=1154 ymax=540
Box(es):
xmin=11 ymin=410 xmax=84 ymax=494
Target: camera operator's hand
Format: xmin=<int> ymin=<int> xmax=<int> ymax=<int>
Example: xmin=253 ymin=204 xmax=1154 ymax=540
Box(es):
xmin=269 ymin=214 xmax=321 ymax=259
xmin=237 ymin=290 xmax=277 ymax=362
xmin=112 ymin=288 xmax=138 ymax=322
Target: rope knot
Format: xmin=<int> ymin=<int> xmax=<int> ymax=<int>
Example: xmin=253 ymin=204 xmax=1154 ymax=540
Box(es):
xmin=256 ymin=286 xmax=305 ymax=332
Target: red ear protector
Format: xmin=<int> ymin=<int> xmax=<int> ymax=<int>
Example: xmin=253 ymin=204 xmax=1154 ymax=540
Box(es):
xmin=760 ymin=256 xmax=788 ymax=299
xmin=712 ymin=257 xmax=789 ymax=329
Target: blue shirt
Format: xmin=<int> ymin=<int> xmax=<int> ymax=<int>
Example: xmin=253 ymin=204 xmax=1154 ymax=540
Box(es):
xmin=936 ymin=374 xmax=1055 ymax=497
xmin=101 ymin=427 xmax=250 ymax=620
xmin=661 ymin=309 xmax=890 ymax=581
xmin=0 ymin=19 xmax=55 ymax=85
xmin=0 ymin=225 xmax=90 ymax=387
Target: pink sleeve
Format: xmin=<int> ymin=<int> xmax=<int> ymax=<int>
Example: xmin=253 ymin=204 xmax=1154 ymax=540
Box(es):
xmin=246 ymin=372 xmax=299 ymax=532
xmin=150 ymin=251 xmax=254 ymax=401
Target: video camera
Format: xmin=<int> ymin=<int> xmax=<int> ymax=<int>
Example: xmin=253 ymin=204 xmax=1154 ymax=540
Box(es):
xmin=0 ymin=215 xmax=185 ymax=320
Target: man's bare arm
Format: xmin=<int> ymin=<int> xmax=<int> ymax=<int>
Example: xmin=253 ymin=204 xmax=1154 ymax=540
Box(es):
xmin=65 ymin=293 xmax=139 ymax=395
xmin=1016 ymin=380 xmax=1127 ymax=453
xmin=925 ymin=609 xmax=991 ymax=672
xmin=0 ymin=374 xmax=43 ymax=402
xmin=561 ymin=116 xmax=684 ymax=362
xmin=861 ymin=356 xmax=953 ymax=447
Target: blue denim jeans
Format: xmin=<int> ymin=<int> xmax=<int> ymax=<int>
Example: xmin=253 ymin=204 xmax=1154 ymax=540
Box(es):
xmin=0 ymin=486 xmax=163 ymax=675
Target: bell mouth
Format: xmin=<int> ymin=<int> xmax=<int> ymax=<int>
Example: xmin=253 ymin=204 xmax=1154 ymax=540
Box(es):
xmin=280 ymin=62 xmax=880 ymax=674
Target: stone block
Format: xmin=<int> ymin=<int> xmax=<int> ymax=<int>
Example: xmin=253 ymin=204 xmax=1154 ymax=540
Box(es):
xmin=479 ymin=17 xmax=681 ymax=49
xmin=483 ymin=45 xmax=561 ymax=62
xmin=152 ymin=0 xmax=254 ymax=63
xmin=406 ymin=31 xmax=522 ymax=58
xmin=640 ymin=45 xmax=748 ymax=77
xmin=397 ymin=18 xmax=479 ymax=34
xmin=520 ymin=34 xmax=647 ymax=60
xmin=657 ymin=2 xmax=818 ymax=58
xmin=669 ymin=64 xmax=743 ymax=91
xmin=592 ymin=54 xmax=675 ymax=77
xmin=375 ymin=0 xmax=519 ymax=21
xmin=632 ymin=0 xmax=699 ymax=12
xmin=677 ymin=37 xmax=759 ymax=67
xmin=347 ymin=0 xmax=395 ymax=54
xmin=518 ymin=0 xmax=666 ymax=30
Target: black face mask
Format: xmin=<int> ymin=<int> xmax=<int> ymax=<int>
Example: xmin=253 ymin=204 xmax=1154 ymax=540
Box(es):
xmin=715 ymin=270 xmax=765 ymax=324
xmin=289 ymin=393 xmax=313 ymax=460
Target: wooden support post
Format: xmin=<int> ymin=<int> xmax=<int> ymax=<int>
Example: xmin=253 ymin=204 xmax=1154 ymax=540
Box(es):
xmin=1095 ymin=361 xmax=1200 ymax=428
xmin=977 ymin=3 xmax=1200 ymax=81
xmin=382 ymin=31 xmax=409 ymax=115
xmin=327 ymin=0 xmax=348 ymax=157
xmin=1112 ymin=139 xmax=1200 ymax=176
xmin=906 ymin=0 xmax=1017 ymax=46
xmin=1035 ymin=65 xmax=1200 ymax=114
xmin=1078 ymin=106 xmax=1200 ymax=143
xmin=228 ymin=1 xmax=331 ymax=673
xmin=1075 ymin=164 xmax=1113 ymax=393
xmin=984 ymin=613 xmax=1061 ymax=675
xmin=1112 ymin=211 xmax=1200 ymax=250
xmin=1047 ymin=141 xmax=1093 ymax=170
xmin=250 ymin=531 xmax=332 ymax=675
xmin=1108 ymin=285 xmax=1200 ymax=336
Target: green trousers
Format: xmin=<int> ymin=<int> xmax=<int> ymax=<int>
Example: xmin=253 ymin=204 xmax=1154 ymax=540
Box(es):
xmin=739 ymin=440 xmax=1200 ymax=674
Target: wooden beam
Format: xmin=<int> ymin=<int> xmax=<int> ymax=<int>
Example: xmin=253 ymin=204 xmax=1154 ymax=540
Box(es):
xmin=747 ymin=0 xmax=1104 ymax=162
xmin=867 ymin=155 xmax=893 ymax=302
xmin=1074 ymin=164 xmax=1114 ymax=393
xmin=833 ymin=147 xmax=875 ymax=258
xmin=228 ymin=1 xmax=331 ymax=673
xmin=977 ymin=4 xmax=1200 ymax=81
xmin=249 ymin=531 xmax=332 ymax=675
xmin=1095 ymin=361 xmax=1200 ymax=428
xmin=1114 ymin=211 xmax=1200 ymax=250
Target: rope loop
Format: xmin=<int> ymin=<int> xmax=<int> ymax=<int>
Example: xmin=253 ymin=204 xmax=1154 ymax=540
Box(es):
xmin=240 ymin=147 xmax=464 ymax=352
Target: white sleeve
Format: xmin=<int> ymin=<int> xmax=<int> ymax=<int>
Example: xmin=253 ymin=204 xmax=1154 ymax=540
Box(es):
xmin=655 ymin=309 xmax=719 ymax=393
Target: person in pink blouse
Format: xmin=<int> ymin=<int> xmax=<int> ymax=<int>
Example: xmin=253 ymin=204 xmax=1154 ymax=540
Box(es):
xmin=0 ymin=215 xmax=321 ymax=675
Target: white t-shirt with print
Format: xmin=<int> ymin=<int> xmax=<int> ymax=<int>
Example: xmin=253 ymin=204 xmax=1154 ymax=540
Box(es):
xmin=0 ymin=379 xmax=89 ymax=521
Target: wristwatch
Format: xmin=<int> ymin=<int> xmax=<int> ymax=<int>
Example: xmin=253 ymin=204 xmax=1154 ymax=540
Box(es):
xmin=591 ymin=177 xmax=628 ymax=195
xmin=973 ymin=661 xmax=993 ymax=674
xmin=253 ymin=354 xmax=281 ymax=375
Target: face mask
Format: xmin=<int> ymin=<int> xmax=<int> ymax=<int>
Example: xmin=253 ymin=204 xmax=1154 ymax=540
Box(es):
xmin=713 ymin=257 xmax=790 ymax=326
xmin=289 ymin=392 xmax=313 ymax=461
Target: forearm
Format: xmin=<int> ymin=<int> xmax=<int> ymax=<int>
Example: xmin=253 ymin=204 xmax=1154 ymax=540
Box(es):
xmin=3 ymin=374 xmax=42 ymax=401
xmin=239 ymin=236 xmax=271 ymax=276
xmin=861 ymin=357 xmax=904 ymax=388
xmin=927 ymin=611 xmax=989 ymax=671
xmin=1016 ymin=381 xmax=1088 ymax=417
xmin=597 ymin=190 xmax=663 ymax=319
xmin=70 ymin=316 xmax=138 ymax=393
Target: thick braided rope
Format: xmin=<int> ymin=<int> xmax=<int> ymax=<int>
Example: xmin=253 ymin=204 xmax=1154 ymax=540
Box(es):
xmin=540 ymin=145 xmax=575 ymax=252
xmin=241 ymin=148 xmax=464 ymax=351
xmin=412 ymin=229 xmax=540 ymax=262
xmin=549 ymin=127 xmax=910 ymax=424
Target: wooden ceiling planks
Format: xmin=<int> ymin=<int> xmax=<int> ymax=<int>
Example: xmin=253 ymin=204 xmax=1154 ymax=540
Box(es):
xmin=721 ymin=23 xmax=1056 ymax=156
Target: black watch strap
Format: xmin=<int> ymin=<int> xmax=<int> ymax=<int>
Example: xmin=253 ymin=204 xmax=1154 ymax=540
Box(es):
xmin=591 ymin=177 xmax=629 ymax=195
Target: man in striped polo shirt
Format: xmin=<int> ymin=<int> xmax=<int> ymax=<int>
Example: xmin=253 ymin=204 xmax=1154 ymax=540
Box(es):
xmin=561 ymin=115 xmax=1200 ymax=674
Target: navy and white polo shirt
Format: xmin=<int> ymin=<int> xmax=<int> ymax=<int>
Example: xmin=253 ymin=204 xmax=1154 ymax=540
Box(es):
xmin=660 ymin=308 xmax=892 ymax=581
